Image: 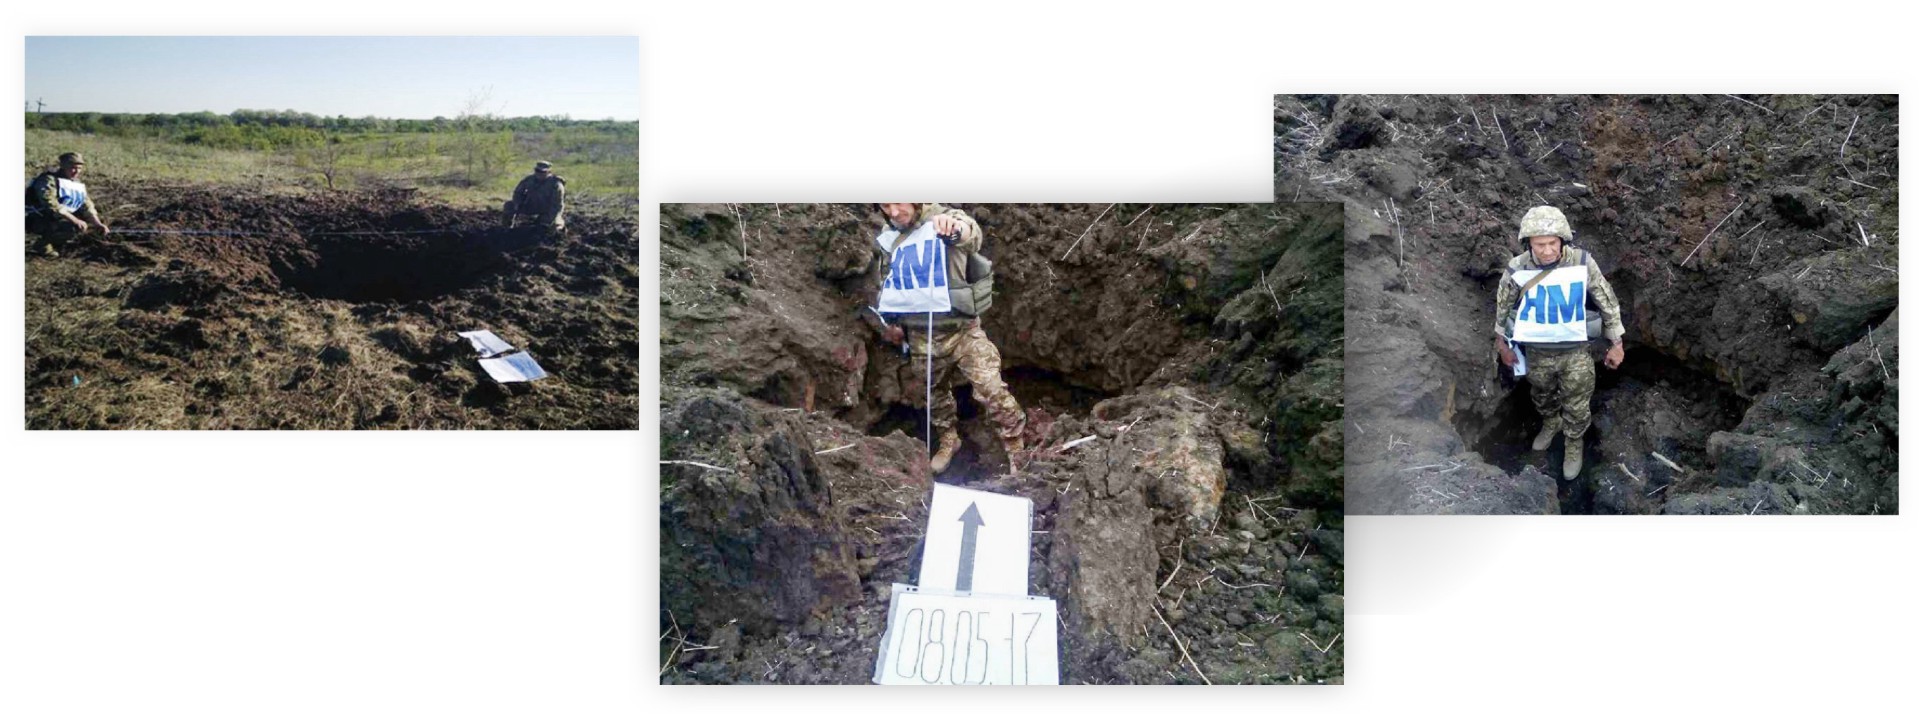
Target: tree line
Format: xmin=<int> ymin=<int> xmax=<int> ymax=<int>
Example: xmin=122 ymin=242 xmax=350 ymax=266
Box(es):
xmin=28 ymin=110 xmax=635 ymax=152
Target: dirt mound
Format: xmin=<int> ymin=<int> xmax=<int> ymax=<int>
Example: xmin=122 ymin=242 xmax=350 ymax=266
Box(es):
xmin=1278 ymin=94 xmax=1897 ymax=514
xmin=659 ymin=203 xmax=1343 ymax=683
xmin=26 ymin=187 xmax=639 ymax=429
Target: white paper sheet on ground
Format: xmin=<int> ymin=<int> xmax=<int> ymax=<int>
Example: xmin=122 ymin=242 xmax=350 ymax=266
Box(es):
xmin=917 ymin=483 xmax=1031 ymax=597
xmin=872 ymin=584 xmax=1059 ymax=685
xmin=477 ymin=351 xmax=548 ymax=383
xmin=457 ymin=330 xmax=516 ymax=356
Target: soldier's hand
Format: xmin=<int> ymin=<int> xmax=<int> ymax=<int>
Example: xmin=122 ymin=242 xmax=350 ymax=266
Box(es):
xmin=91 ymin=221 xmax=110 ymax=235
xmin=1604 ymin=342 xmax=1625 ymax=369
xmin=68 ymin=216 xmax=89 ymax=233
xmin=882 ymin=325 xmax=904 ymax=345
xmin=932 ymin=214 xmax=964 ymax=239
xmin=1495 ymin=341 xmax=1516 ymax=368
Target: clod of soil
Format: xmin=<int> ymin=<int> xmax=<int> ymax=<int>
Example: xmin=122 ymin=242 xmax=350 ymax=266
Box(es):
xmin=1279 ymin=94 xmax=1897 ymax=514
xmin=660 ymin=203 xmax=1345 ymax=683
xmin=26 ymin=187 xmax=640 ymax=429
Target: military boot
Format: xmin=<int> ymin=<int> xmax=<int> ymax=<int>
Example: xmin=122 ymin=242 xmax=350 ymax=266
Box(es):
xmin=1532 ymin=418 xmax=1562 ymax=451
xmin=1563 ymin=435 xmax=1584 ymax=479
xmin=929 ymin=428 xmax=962 ymax=475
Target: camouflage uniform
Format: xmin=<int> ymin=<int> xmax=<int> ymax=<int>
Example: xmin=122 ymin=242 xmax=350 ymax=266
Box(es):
xmin=1493 ymin=206 xmax=1624 ymax=458
xmin=1518 ymin=347 xmax=1597 ymax=441
xmin=24 ymin=156 xmax=104 ymax=251
xmin=503 ymin=162 xmax=566 ymax=232
xmin=913 ymin=320 xmax=1024 ymax=445
xmin=869 ymin=204 xmax=1026 ymax=465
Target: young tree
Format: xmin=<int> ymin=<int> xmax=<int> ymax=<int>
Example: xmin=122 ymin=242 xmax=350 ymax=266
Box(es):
xmin=454 ymin=88 xmax=514 ymax=188
xmin=292 ymin=129 xmax=351 ymax=191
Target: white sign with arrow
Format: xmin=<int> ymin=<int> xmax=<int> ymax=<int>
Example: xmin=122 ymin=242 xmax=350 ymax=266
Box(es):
xmin=874 ymin=483 xmax=1059 ymax=685
xmin=917 ymin=483 xmax=1031 ymax=597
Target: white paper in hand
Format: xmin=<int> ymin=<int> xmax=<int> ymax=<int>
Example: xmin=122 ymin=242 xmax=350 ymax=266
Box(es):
xmin=873 ymin=222 xmax=954 ymax=314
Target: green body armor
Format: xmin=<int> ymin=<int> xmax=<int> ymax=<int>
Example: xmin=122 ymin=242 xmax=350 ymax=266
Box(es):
xmin=949 ymin=250 xmax=994 ymax=317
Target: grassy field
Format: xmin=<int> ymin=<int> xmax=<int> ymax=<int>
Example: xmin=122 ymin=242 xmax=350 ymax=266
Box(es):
xmin=24 ymin=112 xmax=641 ymax=430
xmin=25 ymin=114 xmax=636 ymax=211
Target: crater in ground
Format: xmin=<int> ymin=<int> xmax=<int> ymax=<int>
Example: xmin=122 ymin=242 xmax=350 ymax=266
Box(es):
xmin=863 ymin=363 xmax=1123 ymax=481
xmin=28 ymin=186 xmax=641 ymax=430
xmin=270 ymin=229 xmax=538 ymax=303
xmin=659 ymin=202 xmax=1346 ymax=684
xmin=1464 ymin=344 xmax=1751 ymax=513
xmin=1288 ymin=93 xmax=1896 ymax=515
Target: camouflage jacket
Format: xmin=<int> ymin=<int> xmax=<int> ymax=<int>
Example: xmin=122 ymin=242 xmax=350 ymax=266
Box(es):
xmin=510 ymin=173 xmax=566 ymax=221
xmin=25 ymin=171 xmax=99 ymax=222
xmin=1493 ymin=246 xmax=1625 ymax=350
xmin=866 ymin=203 xmax=984 ymax=335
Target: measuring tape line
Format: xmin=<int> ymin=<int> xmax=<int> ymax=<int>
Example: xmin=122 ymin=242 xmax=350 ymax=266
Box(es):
xmin=108 ymin=226 xmax=490 ymax=237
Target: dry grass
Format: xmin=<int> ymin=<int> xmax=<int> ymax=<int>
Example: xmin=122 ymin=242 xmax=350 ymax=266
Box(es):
xmin=26 ymin=127 xmax=637 ymax=213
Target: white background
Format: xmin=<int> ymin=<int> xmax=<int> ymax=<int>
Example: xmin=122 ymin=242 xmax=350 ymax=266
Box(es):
xmin=3 ymin=1 xmax=1915 ymax=717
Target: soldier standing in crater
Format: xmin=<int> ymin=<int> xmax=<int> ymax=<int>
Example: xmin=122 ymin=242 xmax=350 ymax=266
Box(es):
xmin=862 ymin=203 xmax=1027 ymax=475
xmin=503 ymin=160 xmax=565 ymax=233
xmin=1492 ymin=206 xmax=1626 ymax=479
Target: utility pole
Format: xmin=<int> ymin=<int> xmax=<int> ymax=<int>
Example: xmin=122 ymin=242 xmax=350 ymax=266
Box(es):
xmin=34 ymin=98 xmax=45 ymax=113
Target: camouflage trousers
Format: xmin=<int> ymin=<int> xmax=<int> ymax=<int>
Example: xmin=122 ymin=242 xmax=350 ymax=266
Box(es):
xmin=26 ymin=213 xmax=80 ymax=237
xmin=25 ymin=213 xmax=82 ymax=253
xmin=1525 ymin=346 xmax=1595 ymax=439
xmin=502 ymin=200 xmax=564 ymax=232
xmin=905 ymin=320 xmax=1025 ymax=445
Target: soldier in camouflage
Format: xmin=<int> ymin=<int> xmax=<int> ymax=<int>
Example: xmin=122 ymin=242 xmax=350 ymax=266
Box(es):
xmin=24 ymin=152 xmax=109 ymax=256
xmin=863 ymin=203 xmax=1027 ymax=475
xmin=503 ymin=160 xmax=565 ymax=233
xmin=1493 ymin=206 xmax=1626 ymax=479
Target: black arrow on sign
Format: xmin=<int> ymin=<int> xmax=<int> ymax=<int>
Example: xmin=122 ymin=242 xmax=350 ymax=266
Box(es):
xmin=956 ymin=502 xmax=984 ymax=592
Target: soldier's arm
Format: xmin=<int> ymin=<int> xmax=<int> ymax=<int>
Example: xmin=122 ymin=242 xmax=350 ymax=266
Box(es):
xmin=78 ymin=192 xmax=103 ymax=224
xmin=1492 ymin=268 xmax=1518 ymax=341
xmin=548 ymin=180 xmax=566 ymax=221
xmin=511 ymin=177 xmax=533 ymax=205
xmin=1585 ymin=254 xmax=1626 ymax=342
xmin=936 ymin=206 xmax=982 ymax=254
xmin=859 ymin=247 xmax=889 ymax=334
xmin=27 ymin=176 xmax=74 ymax=219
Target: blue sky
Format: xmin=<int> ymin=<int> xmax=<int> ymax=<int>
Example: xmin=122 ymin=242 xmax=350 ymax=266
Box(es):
xmin=25 ymin=37 xmax=639 ymax=120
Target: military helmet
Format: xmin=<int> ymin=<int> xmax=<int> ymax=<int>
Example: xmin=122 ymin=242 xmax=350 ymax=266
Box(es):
xmin=1518 ymin=205 xmax=1573 ymax=242
xmin=533 ymin=160 xmax=553 ymax=171
xmin=58 ymin=152 xmax=85 ymax=166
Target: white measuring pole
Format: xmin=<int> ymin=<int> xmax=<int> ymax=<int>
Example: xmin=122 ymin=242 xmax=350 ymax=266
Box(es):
xmin=925 ymin=311 xmax=934 ymax=458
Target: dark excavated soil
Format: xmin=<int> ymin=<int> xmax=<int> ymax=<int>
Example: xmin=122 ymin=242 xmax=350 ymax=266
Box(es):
xmin=659 ymin=203 xmax=1345 ymax=683
xmin=26 ymin=186 xmax=639 ymax=429
xmin=1279 ymin=94 xmax=1896 ymax=514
